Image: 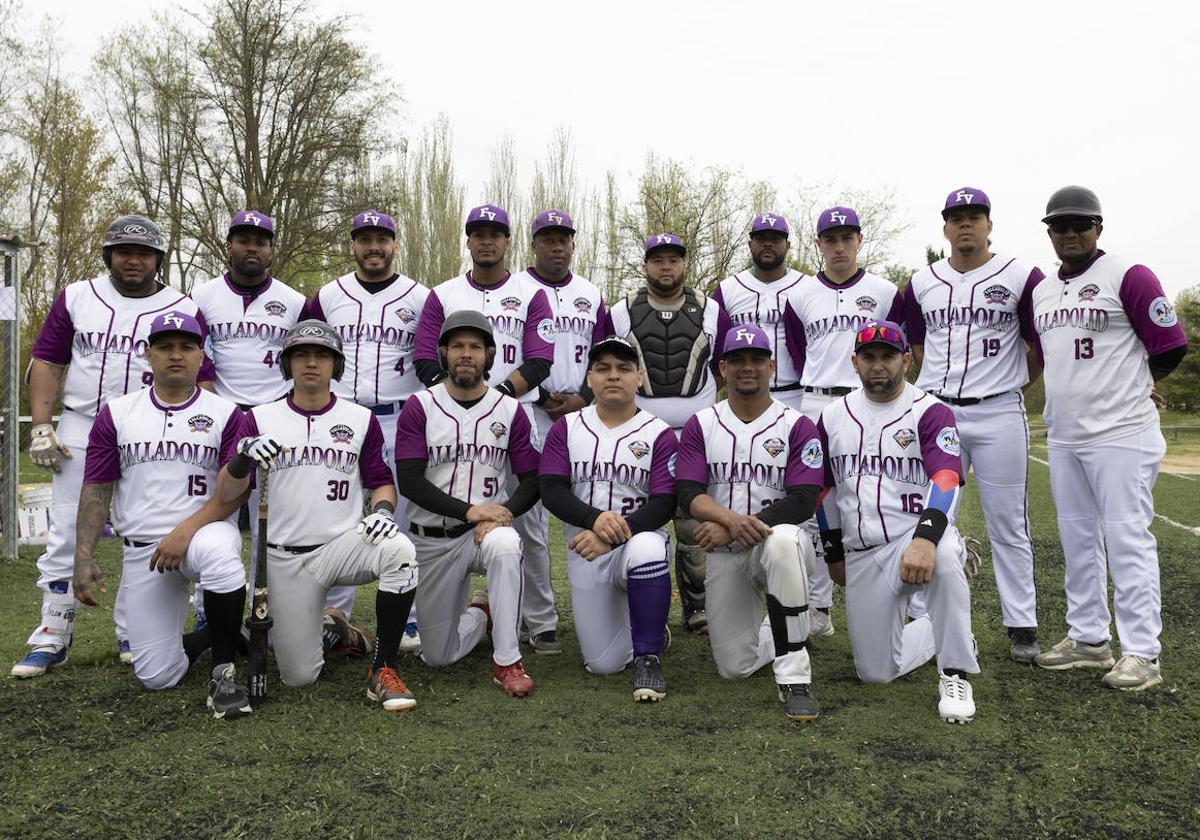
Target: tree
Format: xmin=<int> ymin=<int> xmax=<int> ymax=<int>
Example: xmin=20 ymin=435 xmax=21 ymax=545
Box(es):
xmin=387 ymin=116 xmax=465 ymax=284
xmin=483 ymin=135 xmax=529 ymax=271
xmin=1156 ymin=286 xmax=1200 ymax=412
xmin=783 ymin=182 xmax=912 ymax=276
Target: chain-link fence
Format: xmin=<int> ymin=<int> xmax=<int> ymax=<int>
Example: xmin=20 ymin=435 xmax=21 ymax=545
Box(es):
xmin=1 ymin=238 xmax=22 ymax=560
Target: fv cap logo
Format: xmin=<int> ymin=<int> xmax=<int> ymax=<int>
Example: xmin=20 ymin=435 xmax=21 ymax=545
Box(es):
xmin=734 ymin=328 xmax=758 ymax=345
xmin=546 ymin=212 xmax=564 ymax=226
xmin=477 ymin=207 xmax=496 ymax=221
xmin=828 ymin=211 xmax=847 ymax=226
xmin=955 ymin=190 xmax=975 ymax=204
xmin=160 ymin=314 xmax=185 ymax=329
xmin=244 ymin=213 xmax=262 ymax=226
xmin=760 ymin=214 xmax=778 ymax=227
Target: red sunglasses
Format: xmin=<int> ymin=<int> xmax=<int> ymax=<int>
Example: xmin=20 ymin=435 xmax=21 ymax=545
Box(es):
xmin=855 ymin=324 xmax=906 ymax=348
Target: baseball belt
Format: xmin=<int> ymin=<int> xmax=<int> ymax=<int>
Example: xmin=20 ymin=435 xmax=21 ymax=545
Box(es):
xmin=802 ymin=386 xmax=852 ymax=396
xmin=938 ymin=392 xmax=1006 ymax=406
xmin=770 ymin=383 xmax=803 ymax=393
xmin=409 ymin=522 xmax=473 ymax=539
xmin=266 ymin=542 xmax=322 ymax=554
xmin=367 ymin=400 xmax=405 ymax=416
xmin=122 ymin=537 xmax=153 ymax=548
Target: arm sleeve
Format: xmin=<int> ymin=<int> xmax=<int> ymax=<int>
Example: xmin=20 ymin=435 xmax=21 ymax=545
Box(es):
xmin=193 ymin=309 xmax=217 ymax=383
xmin=1118 ymin=265 xmax=1189 ymax=355
xmin=902 ymin=280 xmax=926 ymax=345
xmin=782 ymin=300 xmax=807 ymax=381
xmin=217 ymin=408 xmax=244 ymax=468
xmin=1018 ymin=267 xmax=1046 ymax=343
xmin=521 ymin=289 xmax=555 ymax=361
xmin=757 ymin=484 xmax=821 ymax=527
xmin=395 ymin=459 xmax=470 ymax=521
xmin=515 ymin=357 xmax=552 ymax=389
xmin=675 ymin=479 xmax=708 ymax=519
xmin=1149 ymin=345 xmax=1187 ymax=379
xmin=624 ymin=494 xmax=676 ymax=534
xmin=31 ymin=290 xmax=74 ymax=365
xmin=413 ymin=290 xmax=446 ymax=364
xmin=507 ymin=406 xmax=540 ymax=475
xmin=539 ymin=474 xmax=601 ymax=530
xmin=299 ymin=293 xmax=325 ymax=321
xmin=503 ymin=471 xmax=540 ymax=518
xmin=359 ymin=415 xmax=394 ymax=490
xmin=710 ymin=286 xmax=731 ymax=379
xmin=82 ymin=404 xmax=121 ymax=484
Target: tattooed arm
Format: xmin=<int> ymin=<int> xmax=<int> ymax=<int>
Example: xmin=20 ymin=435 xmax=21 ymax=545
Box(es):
xmin=74 ymin=482 xmax=114 ymax=606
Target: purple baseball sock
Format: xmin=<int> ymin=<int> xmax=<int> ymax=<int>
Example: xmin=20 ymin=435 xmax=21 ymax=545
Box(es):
xmin=627 ymin=559 xmax=671 ymax=656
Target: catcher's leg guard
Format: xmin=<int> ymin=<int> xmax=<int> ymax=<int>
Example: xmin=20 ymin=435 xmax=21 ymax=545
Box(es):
xmin=672 ymin=514 xmax=706 ymax=629
xmin=767 ymin=593 xmax=810 ymax=657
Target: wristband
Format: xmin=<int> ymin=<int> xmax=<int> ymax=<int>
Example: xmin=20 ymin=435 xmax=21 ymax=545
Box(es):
xmin=227 ymin=453 xmax=253 ymax=480
xmin=495 ymin=381 xmax=517 ymax=398
xmin=372 ymin=499 xmax=395 ymax=515
xmin=912 ymin=509 xmax=949 ymax=545
xmin=820 ymin=529 xmax=845 ymax=564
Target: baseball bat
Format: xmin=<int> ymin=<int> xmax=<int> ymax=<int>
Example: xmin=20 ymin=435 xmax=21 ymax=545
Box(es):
xmin=246 ymin=466 xmax=272 ymax=707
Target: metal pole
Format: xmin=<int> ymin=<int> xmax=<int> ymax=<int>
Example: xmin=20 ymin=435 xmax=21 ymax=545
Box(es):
xmin=0 ymin=239 xmax=20 ymax=561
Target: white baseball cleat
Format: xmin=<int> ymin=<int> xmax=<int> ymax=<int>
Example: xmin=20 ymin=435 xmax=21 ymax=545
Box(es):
xmin=809 ymin=609 xmax=835 ymax=638
xmin=937 ymin=674 xmax=975 ymax=724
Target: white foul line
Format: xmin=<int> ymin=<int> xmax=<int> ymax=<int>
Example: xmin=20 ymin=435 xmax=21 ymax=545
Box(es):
xmin=1027 ymin=455 xmax=1200 ymax=536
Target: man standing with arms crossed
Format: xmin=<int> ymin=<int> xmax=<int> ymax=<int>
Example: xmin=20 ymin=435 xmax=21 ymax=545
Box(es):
xmin=781 ymin=206 xmax=904 ymax=638
xmin=902 ymin=188 xmax=1044 ymax=663
xmin=412 ymin=205 xmax=560 ymax=656
xmin=12 ymin=216 xmax=215 ymax=678
xmin=1030 ymin=186 xmax=1187 ymax=690
xmin=604 ymin=233 xmax=721 ymax=637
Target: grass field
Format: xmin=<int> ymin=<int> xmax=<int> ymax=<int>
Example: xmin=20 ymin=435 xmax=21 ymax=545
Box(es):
xmin=2 ymin=450 xmax=1199 ymax=838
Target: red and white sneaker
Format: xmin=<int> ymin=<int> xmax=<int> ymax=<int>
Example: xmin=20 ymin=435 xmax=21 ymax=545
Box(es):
xmin=492 ymin=659 xmax=535 ymax=697
xmin=468 ymin=589 xmax=492 ymax=635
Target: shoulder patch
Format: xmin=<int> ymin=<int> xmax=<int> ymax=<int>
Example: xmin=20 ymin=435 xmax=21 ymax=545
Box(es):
xmin=537 ymin=318 xmax=556 ymax=342
xmin=1149 ymin=296 xmax=1178 ymax=327
xmin=935 ymin=426 xmax=960 ymax=456
xmin=800 ymin=438 xmax=823 ymax=469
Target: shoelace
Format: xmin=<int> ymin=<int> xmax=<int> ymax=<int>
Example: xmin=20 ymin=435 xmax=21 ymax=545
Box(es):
xmin=376 ymin=668 xmax=407 ymax=693
xmin=943 ymin=676 xmax=968 ymax=700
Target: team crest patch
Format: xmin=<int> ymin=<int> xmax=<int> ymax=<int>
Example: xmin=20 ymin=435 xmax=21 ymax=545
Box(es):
xmin=1149 ymin=296 xmax=1178 ymax=327
xmin=574 ymin=297 xmax=592 ymax=313
xmin=762 ymin=437 xmax=786 ymax=458
xmin=936 ymin=426 xmax=960 ymax=456
xmin=500 ymin=296 xmax=521 ymax=312
xmin=537 ymin=318 xmax=556 ymax=342
xmin=396 ymin=307 xmax=416 ymax=324
xmin=263 ymin=300 xmax=287 ymax=317
xmin=490 ymin=421 xmax=507 ymax=439
xmin=628 ymin=440 xmax=650 ymax=459
xmin=982 ymin=285 xmax=1012 ymax=305
xmin=1078 ymin=284 xmax=1101 ymax=302
xmin=330 ymin=424 xmax=355 ymax=444
xmin=187 ymin=414 xmax=214 ymax=433
xmin=893 ymin=428 xmax=917 ymax=448
xmin=800 ymin=438 xmax=823 ymax=469
xmin=855 ymin=296 xmax=878 ymax=313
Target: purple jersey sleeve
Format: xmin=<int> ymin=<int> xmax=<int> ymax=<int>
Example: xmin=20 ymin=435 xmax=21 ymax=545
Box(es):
xmin=711 ymin=286 xmax=732 ymax=379
xmin=674 ymin=415 xmax=709 ymax=485
xmin=393 ymin=399 xmax=429 ymax=461
xmin=523 ymin=288 xmax=555 ymax=361
xmin=648 ymin=426 xmax=679 ymax=495
xmin=917 ymin=402 xmax=965 ymax=484
xmin=508 ymin=404 xmax=539 ymax=474
xmin=1017 ymin=267 xmax=1045 ymax=344
xmin=1119 ymin=265 xmax=1189 ymax=356
xmin=300 ymin=292 xmax=325 ymax=322
xmin=883 ymin=286 xmax=905 ymax=326
xmin=218 ymin=408 xmax=244 ymax=468
xmin=782 ymin=300 xmax=807 ymax=378
xmin=591 ymin=298 xmax=609 ymax=346
xmin=359 ymin=415 xmax=394 ymax=489
xmin=816 ymin=416 xmax=835 ymax=488
xmin=413 ymin=289 xmax=445 ymax=363
xmin=902 ymin=281 xmax=926 ymax=345
xmin=785 ymin=414 xmax=824 ymax=487
xmin=82 ymin=404 xmax=121 ymax=484
xmin=538 ymin=417 xmax=570 ymax=477
xmin=194 ymin=310 xmax=217 ymax=382
xmin=31 ymin=291 xmax=74 ymax=365
xmin=601 ymin=307 xmax=616 ymax=336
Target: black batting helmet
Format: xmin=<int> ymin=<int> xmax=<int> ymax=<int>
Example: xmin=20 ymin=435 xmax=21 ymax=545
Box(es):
xmin=102 ymin=215 xmax=167 ymax=270
xmin=280 ymin=319 xmax=345 ymax=381
xmin=438 ymin=310 xmax=496 ymax=375
xmin=1042 ymin=186 xmax=1103 ymax=224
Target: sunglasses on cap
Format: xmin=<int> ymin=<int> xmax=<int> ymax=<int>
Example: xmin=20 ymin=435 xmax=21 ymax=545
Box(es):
xmin=855 ymin=324 xmax=905 ymax=347
xmin=1047 ymin=218 xmax=1098 ymax=235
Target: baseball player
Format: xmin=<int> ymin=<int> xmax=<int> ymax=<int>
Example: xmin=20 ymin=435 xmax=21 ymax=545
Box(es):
xmin=539 ymin=336 xmax=677 ymax=701
xmin=1030 ymin=186 xmax=1187 ymax=690
xmin=394 ymin=312 xmax=541 ymax=697
xmin=604 ymin=232 xmax=721 ymax=637
xmin=12 ymin=215 xmax=216 ymax=678
xmin=411 ymin=204 xmax=560 ymax=656
xmin=674 ymin=325 xmax=822 ymax=722
xmin=215 ymin=320 xmax=420 ymax=712
xmin=817 ymin=320 xmax=978 ymax=724
xmin=303 ymin=210 xmax=429 ymax=644
xmin=902 ymin=188 xmax=1044 ymax=663
xmin=72 ymin=312 xmax=251 ymax=718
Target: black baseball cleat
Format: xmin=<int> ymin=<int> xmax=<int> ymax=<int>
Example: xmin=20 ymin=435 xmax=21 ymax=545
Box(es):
xmin=778 ymin=683 xmax=820 ymax=721
xmin=632 ymin=654 xmax=667 ymax=702
xmin=1007 ymin=627 xmax=1040 ymax=664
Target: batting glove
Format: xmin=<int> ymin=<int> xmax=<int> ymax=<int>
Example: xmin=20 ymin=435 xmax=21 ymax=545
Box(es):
xmin=236 ymin=435 xmax=284 ymax=468
xmin=29 ymin=423 xmax=72 ymax=473
xmin=357 ymin=510 xmax=400 ymax=545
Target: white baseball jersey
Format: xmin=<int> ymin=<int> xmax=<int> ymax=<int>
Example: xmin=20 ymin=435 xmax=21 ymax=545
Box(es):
xmin=1031 ymin=251 xmax=1187 ymax=447
xmin=818 ymin=383 xmax=964 ymax=551
xmin=393 ymin=385 xmax=541 ymax=529
xmin=604 ymin=293 xmax=721 ymax=430
xmin=413 ymin=272 xmax=555 ymax=403
xmin=675 ymin=400 xmax=824 ymax=514
xmin=539 ymin=407 xmax=677 ymax=517
xmin=304 ymin=273 xmax=429 ymax=405
xmin=712 ymin=269 xmax=808 ymax=389
xmin=190 ymin=274 xmax=306 ymax=405
xmin=83 ymin=388 xmax=242 ymax=541
xmin=782 ymin=270 xmax=904 ymax=389
xmin=521 ymin=268 xmax=606 ymax=394
xmin=31 ymin=276 xmax=215 ymax=418
xmin=240 ymin=395 xmax=393 ymax=546
xmin=903 ymin=255 xmax=1043 ymax=398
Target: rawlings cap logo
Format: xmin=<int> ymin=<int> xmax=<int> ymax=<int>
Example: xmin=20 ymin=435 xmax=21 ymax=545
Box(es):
xmin=477 ymin=206 xmax=497 ymax=221
xmin=123 ymin=224 xmax=148 ymax=235
xmin=628 ymin=440 xmax=650 ymax=459
xmin=297 ymin=325 xmax=327 ymax=336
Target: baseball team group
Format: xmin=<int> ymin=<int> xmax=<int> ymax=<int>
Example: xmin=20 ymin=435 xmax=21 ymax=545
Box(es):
xmin=11 ymin=183 xmax=1188 ymax=725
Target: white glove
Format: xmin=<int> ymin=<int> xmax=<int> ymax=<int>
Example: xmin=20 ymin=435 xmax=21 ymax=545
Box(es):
xmin=29 ymin=423 xmax=72 ymax=473
xmin=237 ymin=435 xmax=284 ymax=468
xmin=357 ymin=510 xmax=400 ymax=545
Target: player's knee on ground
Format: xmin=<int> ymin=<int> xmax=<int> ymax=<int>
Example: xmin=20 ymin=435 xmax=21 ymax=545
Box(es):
xmin=585 ymin=646 xmax=630 ymax=676
xmin=854 ymin=658 xmax=899 ymax=685
xmin=134 ymin=651 xmax=189 ymax=691
xmin=278 ymin=658 xmax=323 ymax=688
xmin=376 ymin=533 xmax=418 ymax=594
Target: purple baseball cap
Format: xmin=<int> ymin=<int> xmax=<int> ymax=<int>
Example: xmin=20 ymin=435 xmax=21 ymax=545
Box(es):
xmin=465 ymin=204 xmax=511 ymax=236
xmin=643 ymin=232 xmax=686 ymax=258
xmin=942 ymin=187 xmax=991 ymax=218
xmin=531 ymin=209 xmax=575 ymax=238
xmin=721 ymin=324 xmax=772 ymax=358
xmin=228 ymin=210 xmax=275 ymax=239
xmin=854 ymin=319 xmax=908 ymax=353
xmin=750 ymin=212 xmax=790 ymax=237
xmin=588 ymin=335 xmax=639 ymax=366
xmin=816 ymin=206 xmax=861 ymax=235
xmin=148 ymin=311 xmax=204 ymax=345
xmin=351 ymin=209 xmax=397 ymax=238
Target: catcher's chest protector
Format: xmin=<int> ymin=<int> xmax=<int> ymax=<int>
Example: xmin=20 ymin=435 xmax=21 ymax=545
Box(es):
xmin=625 ymin=287 xmax=711 ymax=398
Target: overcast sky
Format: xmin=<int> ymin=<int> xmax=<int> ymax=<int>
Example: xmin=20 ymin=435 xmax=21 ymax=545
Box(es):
xmin=43 ymin=0 xmax=1199 ymax=297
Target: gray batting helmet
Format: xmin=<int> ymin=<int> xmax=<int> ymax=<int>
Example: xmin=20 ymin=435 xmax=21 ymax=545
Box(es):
xmin=102 ymin=215 xmax=167 ymax=270
xmin=1042 ymin=186 xmax=1103 ymax=224
xmin=438 ymin=310 xmax=496 ymax=375
xmin=280 ymin=319 xmax=345 ymax=381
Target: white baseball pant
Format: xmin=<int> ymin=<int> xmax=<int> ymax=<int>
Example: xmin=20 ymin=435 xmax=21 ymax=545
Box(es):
xmin=795 ymin=391 xmax=838 ymax=612
xmin=1047 ymin=425 xmax=1165 ymax=660
xmin=517 ymin=404 xmax=557 ymax=637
